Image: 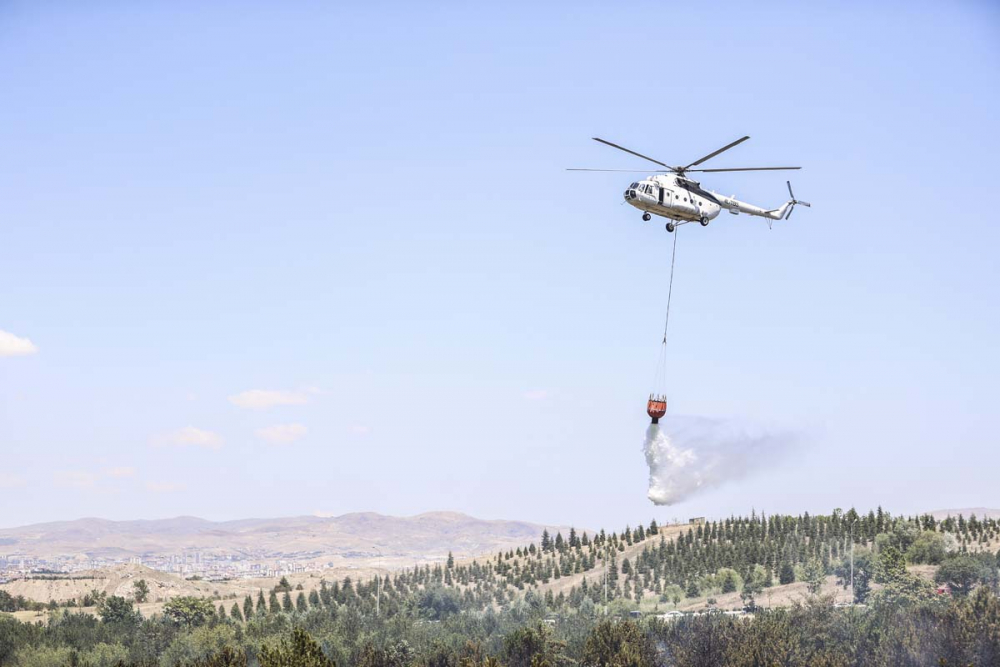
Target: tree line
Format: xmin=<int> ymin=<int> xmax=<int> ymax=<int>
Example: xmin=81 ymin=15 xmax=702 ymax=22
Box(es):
xmin=0 ymin=508 xmax=997 ymax=666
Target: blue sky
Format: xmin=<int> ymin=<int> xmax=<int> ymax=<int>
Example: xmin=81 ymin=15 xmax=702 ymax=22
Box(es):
xmin=1 ymin=1 xmax=998 ymax=530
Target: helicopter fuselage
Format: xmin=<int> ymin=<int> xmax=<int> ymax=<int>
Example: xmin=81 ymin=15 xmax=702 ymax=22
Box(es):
xmin=624 ymin=174 xmax=790 ymax=223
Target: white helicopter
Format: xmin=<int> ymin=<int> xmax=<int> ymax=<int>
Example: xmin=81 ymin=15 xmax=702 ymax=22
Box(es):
xmin=570 ymin=136 xmax=810 ymax=232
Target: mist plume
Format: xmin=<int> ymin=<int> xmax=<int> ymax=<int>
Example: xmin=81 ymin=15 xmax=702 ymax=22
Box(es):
xmin=643 ymin=417 xmax=796 ymax=505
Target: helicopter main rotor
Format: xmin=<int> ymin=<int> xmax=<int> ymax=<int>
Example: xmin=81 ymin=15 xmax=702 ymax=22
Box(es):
xmin=569 ymin=136 xmax=801 ymax=176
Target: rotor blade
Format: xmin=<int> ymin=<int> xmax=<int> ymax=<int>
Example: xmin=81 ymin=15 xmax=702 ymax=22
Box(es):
xmin=787 ymin=181 xmax=795 ymax=199
xmin=785 ymin=206 xmax=794 ymax=221
xmin=592 ymin=138 xmax=673 ymax=169
xmin=797 ymin=201 xmax=812 ymax=207
xmin=687 ymin=166 xmax=801 ymax=173
xmin=566 ymin=168 xmax=671 ymax=172
xmin=683 ymin=136 xmax=750 ymax=169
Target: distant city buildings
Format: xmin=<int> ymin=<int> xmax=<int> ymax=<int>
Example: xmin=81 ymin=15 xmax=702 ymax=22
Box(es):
xmin=0 ymin=549 xmax=331 ymax=582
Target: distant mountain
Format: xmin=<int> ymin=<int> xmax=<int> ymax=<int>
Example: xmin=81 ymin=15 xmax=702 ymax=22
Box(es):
xmin=928 ymin=508 xmax=1000 ymax=521
xmin=0 ymin=511 xmax=571 ymax=564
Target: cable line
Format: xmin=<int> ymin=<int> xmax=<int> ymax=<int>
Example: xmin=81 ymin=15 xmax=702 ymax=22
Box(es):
xmin=647 ymin=229 xmax=679 ymax=424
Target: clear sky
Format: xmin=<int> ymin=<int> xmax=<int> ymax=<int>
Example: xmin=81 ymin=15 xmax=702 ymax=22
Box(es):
xmin=1 ymin=1 xmax=998 ymax=531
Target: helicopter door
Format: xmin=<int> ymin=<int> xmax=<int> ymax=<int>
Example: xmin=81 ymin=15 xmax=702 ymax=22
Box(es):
xmin=658 ymin=187 xmax=664 ymax=206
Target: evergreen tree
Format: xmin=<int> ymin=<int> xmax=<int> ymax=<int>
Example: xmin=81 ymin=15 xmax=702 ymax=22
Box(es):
xmin=132 ymin=579 xmax=150 ymax=603
xmin=244 ymin=595 xmax=254 ymax=620
xmin=804 ymin=558 xmax=825 ymax=595
xmin=269 ymin=591 xmax=280 ymax=614
xmin=447 ymin=551 xmax=455 ymax=569
xmin=231 ymin=602 xmax=243 ymax=622
xmin=296 ymin=591 xmax=308 ymax=612
xmin=282 ymin=591 xmax=293 ymax=613
xmin=779 ymin=561 xmax=796 ymax=585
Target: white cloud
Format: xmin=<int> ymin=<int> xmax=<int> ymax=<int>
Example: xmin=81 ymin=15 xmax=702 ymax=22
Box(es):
xmin=0 ymin=473 xmax=26 ymax=489
xmin=0 ymin=330 xmax=38 ymax=357
xmin=523 ymin=389 xmax=552 ymax=401
xmin=256 ymin=423 xmax=308 ymax=445
xmin=146 ymin=481 xmax=185 ymax=493
xmin=151 ymin=427 xmax=224 ymax=450
xmin=53 ymin=470 xmax=97 ymax=490
xmin=228 ymin=389 xmax=311 ymax=410
xmin=104 ymin=466 xmax=136 ymax=478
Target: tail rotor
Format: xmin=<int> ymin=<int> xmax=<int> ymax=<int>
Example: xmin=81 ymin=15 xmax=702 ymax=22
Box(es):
xmin=784 ymin=181 xmax=811 ymax=220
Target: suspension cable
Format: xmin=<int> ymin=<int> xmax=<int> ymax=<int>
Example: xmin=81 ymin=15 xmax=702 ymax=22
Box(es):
xmin=650 ymin=229 xmax=679 ymax=394
xmin=661 ymin=228 xmax=679 ymax=344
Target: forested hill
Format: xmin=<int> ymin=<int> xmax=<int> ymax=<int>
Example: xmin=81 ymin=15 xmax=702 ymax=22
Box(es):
xmin=2 ymin=508 xmax=999 ymax=666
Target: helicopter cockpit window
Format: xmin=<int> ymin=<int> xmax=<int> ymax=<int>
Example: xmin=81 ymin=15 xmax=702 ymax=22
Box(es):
xmin=630 ymin=182 xmax=639 ymax=189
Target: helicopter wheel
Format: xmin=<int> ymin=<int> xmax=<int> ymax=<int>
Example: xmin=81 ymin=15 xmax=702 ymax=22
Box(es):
xmin=642 ymin=213 xmax=651 ymax=222
xmin=666 ymin=222 xmax=675 ymax=233
xmin=700 ymin=216 xmax=710 ymax=227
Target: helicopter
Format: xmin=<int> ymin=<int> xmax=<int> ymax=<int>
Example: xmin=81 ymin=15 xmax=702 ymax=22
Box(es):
xmin=569 ymin=136 xmax=810 ymax=232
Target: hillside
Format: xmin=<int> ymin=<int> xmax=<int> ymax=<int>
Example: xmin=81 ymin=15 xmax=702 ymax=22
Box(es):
xmin=0 ymin=511 xmax=573 ymax=564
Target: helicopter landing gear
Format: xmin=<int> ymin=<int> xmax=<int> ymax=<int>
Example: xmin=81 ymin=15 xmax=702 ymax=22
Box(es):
xmin=666 ymin=222 xmax=675 ymax=233
xmin=642 ymin=213 xmax=651 ymax=222
xmin=700 ymin=216 xmax=710 ymax=226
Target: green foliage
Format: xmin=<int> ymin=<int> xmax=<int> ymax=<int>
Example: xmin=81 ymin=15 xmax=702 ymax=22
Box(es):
xmin=778 ymin=561 xmax=795 ymax=585
xmin=906 ymin=530 xmax=947 ymax=564
xmin=717 ymin=568 xmax=741 ymax=594
xmin=741 ymin=565 xmax=767 ymax=609
xmin=414 ymin=584 xmax=462 ymax=620
xmin=834 ymin=547 xmax=874 ymax=603
xmin=160 ymin=623 xmax=239 ymax=667
xmin=874 ymin=545 xmax=907 ymax=583
xmin=501 ymin=622 xmax=570 ymax=667
xmin=164 ymin=595 xmax=216 ymax=627
xmin=186 ymin=646 xmax=248 ymax=666
xmin=258 ymin=627 xmax=334 ymax=667
xmin=13 ymin=644 xmax=75 ymax=667
xmin=802 ymin=558 xmax=825 ymax=595
xmin=581 ymin=619 xmax=656 ymax=667
xmin=133 ymin=579 xmax=150 ymax=603
xmin=935 ymin=554 xmax=994 ymax=596
xmin=98 ymin=595 xmax=140 ymax=626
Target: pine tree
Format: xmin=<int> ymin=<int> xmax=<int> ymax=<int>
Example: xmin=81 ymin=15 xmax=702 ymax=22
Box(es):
xmin=447 ymin=551 xmax=455 ymax=569
xmin=244 ymin=595 xmax=254 ymax=620
xmin=217 ymin=604 xmax=227 ymax=619
xmin=269 ymin=591 xmax=280 ymax=614
xmin=231 ymin=602 xmax=243 ymax=622
xmin=296 ymin=591 xmax=308 ymax=612
xmin=541 ymin=529 xmax=552 ymax=552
